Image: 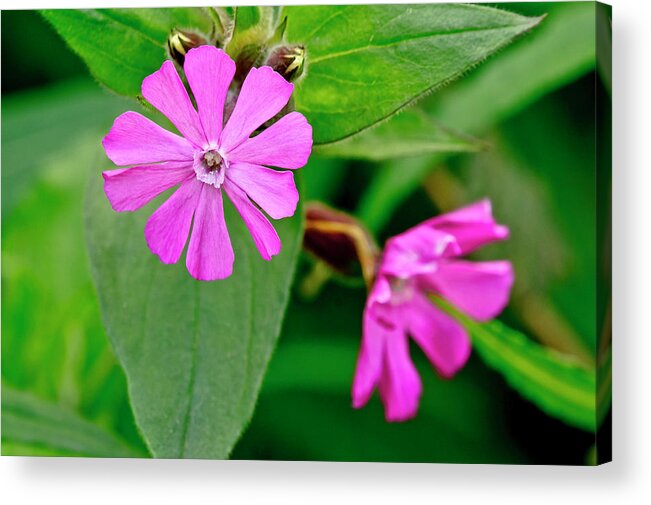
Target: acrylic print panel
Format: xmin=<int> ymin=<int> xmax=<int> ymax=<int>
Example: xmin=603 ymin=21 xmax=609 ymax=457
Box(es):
xmin=1 ymin=2 xmax=611 ymax=464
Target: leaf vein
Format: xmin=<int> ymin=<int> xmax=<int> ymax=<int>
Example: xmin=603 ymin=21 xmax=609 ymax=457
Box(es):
xmin=178 ymin=279 xmax=201 ymax=457
xmin=309 ymin=23 xmax=531 ymax=65
xmin=94 ymin=10 xmax=165 ymax=46
xmin=300 ymin=6 xmax=349 ymax=42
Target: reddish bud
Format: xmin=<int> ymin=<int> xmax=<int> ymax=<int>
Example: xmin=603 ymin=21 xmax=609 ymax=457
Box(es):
xmin=265 ymin=44 xmax=305 ymax=82
xmin=167 ymin=29 xmax=208 ymax=66
xmin=304 ymin=203 xmax=379 ymax=287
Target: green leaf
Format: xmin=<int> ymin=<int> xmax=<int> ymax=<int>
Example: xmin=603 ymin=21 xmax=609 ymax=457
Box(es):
xmin=314 ymin=108 xmax=483 ymax=161
xmin=441 ymin=305 xmax=596 ymax=432
xmin=85 ymin=172 xmax=304 ymax=459
xmin=1 ymin=77 xmax=127 ymax=219
xmin=234 ymin=6 xmax=261 ymax=31
xmin=1 ymin=384 xmax=142 ymax=457
xmin=225 ymin=6 xmax=281 ymax=61
xmin=426 ymin=2 xmax=596 ymax=132
xmin=41 ymin=8 xmax=212 ymax=96
xmin=284 ymin=4 xmax=541 ymax=145
xmin=356 ymin=2 xmax=596 ymax=233
xmin=2 ymin=79 xmax=147 ymax=455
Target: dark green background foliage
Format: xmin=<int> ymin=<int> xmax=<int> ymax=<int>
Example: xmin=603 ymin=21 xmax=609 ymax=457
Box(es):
xmin=2 ymin=3 xmax=610 ymax=464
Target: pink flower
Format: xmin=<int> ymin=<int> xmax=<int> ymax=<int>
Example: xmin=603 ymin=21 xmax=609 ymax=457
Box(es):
xmin=352 ymin=200 xmax=514 ymax=422
xmin=101 ymin=46 xmax=313 ymax=281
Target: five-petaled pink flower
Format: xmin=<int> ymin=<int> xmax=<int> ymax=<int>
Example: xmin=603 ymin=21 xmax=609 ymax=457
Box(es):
xmin=102 ymin=46 xmax=312 ymax=281
xmin=352 ymin=200 xmax=514 ymax=422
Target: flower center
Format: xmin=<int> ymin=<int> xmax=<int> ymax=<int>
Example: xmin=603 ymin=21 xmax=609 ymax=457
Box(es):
xmin=194 ymin=149 xmax=227 ymax=188
xmin=389 ymin=277 xmax=415 ymax=305
xmin=204 ymin=150 xmax=222 ymax=170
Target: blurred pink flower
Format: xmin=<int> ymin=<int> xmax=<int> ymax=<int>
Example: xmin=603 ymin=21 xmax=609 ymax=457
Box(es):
xmin=101 ymin=46 xmax=312 ymax=281
xmin=352 ymin=200 xmax=514 ymax=422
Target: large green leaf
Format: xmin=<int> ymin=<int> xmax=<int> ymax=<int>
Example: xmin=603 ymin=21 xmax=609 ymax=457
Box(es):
xmin=41 ymin=8 xmax=212 ymax=96
xmin=2 ymin=80 xmax=146 ymax=455
xmin=427 ymin=3 xmax=595 ymax=130
xmin=284 ymin=4 xmax=541 ymax=145
xmin=443 ymin=304 xmax=596 ymax=432
xmin=357 ymin=2 xmax=596 ymax=233
xmin=314 ymin=108 xmax=483 ymax=161
xmin=1 ymin=384 xmax=142 ymax=457
xmin=85 ymin=172 xmax=304 ymax=459
xmin=1 ymin=78 xmax=127 ymax=219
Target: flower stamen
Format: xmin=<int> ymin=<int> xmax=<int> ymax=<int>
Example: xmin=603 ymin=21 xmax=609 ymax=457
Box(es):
xmin=194 ymin=149 xmax=227 ymax=188
xmin=203 ymin=150 xmax=222 ymax=171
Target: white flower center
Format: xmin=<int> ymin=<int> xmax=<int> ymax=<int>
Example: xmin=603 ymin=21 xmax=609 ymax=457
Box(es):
xmin=194 ymin=149 xmax=227 ymax=188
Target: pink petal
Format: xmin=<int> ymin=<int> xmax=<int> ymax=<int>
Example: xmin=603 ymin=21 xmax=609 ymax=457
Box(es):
xmin=219 ymin=66 xmax=293 ymax=153
xmin=102 ymin=161 xmax=194 ymax=212
xmin=352 ymin=301 xmax=391 ymax=409
xmin=144 ymin=177 xmax=202 ymax=264
xmin=381 ymin=227 xmax=460 ymax=279
xmin=422 ymin=260 xmax=514 ymax=321
xmin=369 ymin=275 xmax=393 ymax=305
xmin=184 ymin=46 xmax=235 ymax=146
xmin=427 ymin=199 xmax=509 ymax=255
xmin=186 ymin=185 xmax=234 ymax=281
xmin=223 ymin=181 xmax=281 ymax=260
xmin=226 ymin=162 xmax=298 ymax=219
xmin=102 ymin=111 xmax=195 ymax=166
xmin=403 ymin=293 xmax=471 ymax=379
xmin=142 ymin=60 xmax=206 ymax=148
xmin=379 ymin=327 xmax=422 ymax=422
xmin=227 ymin=112 xmax=312 ymax=169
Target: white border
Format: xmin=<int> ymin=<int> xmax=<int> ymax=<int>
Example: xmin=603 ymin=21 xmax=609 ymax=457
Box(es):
xmin=2 ymin=0 xmax=651 ymax=503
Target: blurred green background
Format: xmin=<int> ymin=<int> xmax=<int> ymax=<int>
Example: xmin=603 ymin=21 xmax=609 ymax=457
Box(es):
xmin=2 ymin=3 xmax=609 ymax=463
